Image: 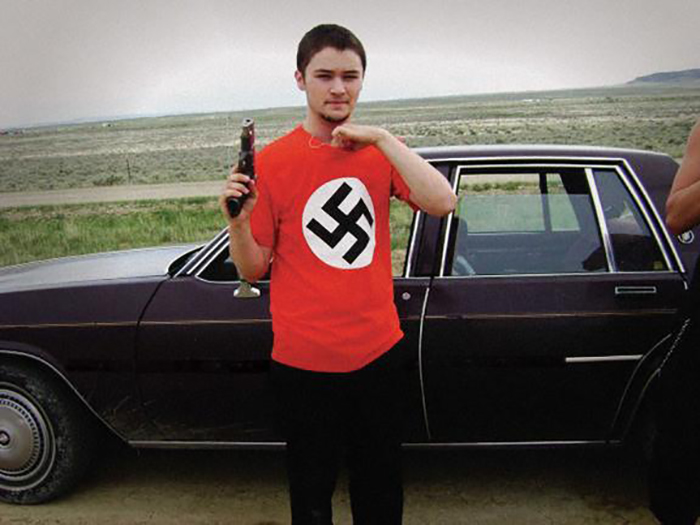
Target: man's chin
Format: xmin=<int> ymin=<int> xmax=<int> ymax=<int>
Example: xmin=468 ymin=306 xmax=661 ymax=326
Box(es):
xmin=321 ymin=112 xmax=350 ymax=124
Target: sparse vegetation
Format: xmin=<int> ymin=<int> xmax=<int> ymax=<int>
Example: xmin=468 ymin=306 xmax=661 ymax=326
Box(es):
xmin=1 ymin=84 xmax=698 ymax=271
xmin=1 ymin=85 xmax=698 ymax=194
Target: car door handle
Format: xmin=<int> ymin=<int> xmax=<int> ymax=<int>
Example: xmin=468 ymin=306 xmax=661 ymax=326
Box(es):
xmin=614 ymin=285 xmax=657 ymax=297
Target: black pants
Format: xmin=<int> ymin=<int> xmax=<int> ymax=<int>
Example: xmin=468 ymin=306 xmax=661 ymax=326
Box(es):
xmin=650 ymin=314 xmax=700 ymax=524
xmin=271 ymin=350 xmax=404 ymax=525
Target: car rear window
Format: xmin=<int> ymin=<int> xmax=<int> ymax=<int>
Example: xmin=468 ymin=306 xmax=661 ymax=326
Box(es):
xmin=593 ymin=168 xmax=668 ymax=272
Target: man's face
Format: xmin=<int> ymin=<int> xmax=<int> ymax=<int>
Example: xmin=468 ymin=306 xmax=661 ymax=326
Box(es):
xmin=295 ymin=47 xmax=364 ymax=124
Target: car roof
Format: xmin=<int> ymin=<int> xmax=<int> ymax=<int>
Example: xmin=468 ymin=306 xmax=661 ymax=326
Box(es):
xmin=416 ymin=143 xmax=696 ymax=276
xmin=417 ymin=143 xmax=678 ymax=221
xmin=415 ymin=143 xmax=673 ymax=163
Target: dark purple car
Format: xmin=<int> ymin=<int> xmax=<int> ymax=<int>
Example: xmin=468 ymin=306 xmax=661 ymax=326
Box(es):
xmin=1 ymin=145 xmax=697 ymax=504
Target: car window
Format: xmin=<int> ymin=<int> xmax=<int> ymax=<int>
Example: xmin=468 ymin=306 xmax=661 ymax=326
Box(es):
xmin=197 ymin=244 xmax=273 ymax=282
xmin=593 ymin=168 xmax=668 ymax=272
xmin=449 ymin=168 xmax=605 ymax=276
xmin=197 ymin=246 xmax=240 ymax=281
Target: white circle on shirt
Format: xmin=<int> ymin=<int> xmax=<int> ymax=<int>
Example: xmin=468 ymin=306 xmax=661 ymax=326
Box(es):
xmin=302 ymin=177 xmax=376 ymax=270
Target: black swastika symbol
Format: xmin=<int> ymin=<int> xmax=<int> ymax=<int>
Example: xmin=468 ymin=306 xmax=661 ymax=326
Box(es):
xmin=306 ymin=182 xmax=374 ymax=264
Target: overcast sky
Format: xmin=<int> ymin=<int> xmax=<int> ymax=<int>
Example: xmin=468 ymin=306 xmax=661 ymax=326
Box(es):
xmin=1 ymin=0 xmax=699 ymax=128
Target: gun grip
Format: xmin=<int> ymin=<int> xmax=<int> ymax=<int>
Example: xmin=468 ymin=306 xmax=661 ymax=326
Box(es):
xmin=226 ymin=194 xmax=247 ymax=218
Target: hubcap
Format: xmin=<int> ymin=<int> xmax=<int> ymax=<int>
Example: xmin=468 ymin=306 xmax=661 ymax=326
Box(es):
xmin=0 ymin=387 xmax=55 ymax=489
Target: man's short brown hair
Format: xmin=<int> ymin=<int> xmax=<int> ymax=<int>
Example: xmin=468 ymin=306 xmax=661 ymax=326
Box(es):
xmin=296 ymin=24 xmax=366 ymax=77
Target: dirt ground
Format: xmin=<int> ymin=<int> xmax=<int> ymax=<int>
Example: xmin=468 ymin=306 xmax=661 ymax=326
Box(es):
xmin=0 ymin=175 xmax=537 ymax=209
xmin=0 ymin=180 xmax=224 ymax=209
xmin=0 ymin=446 xmax=659 ymax=525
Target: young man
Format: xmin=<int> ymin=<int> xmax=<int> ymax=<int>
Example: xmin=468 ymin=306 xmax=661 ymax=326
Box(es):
xmin=220 ymin=24 xmax=456 ymax=524
xmin=649 ymin=118 xmax=700 ymax=525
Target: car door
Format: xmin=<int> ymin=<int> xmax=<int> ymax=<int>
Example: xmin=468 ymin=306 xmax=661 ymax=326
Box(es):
xmin=136 ymin=231 xmax=276 ymax=443
xmin=421 ymin=161 xmax=685 ymax=444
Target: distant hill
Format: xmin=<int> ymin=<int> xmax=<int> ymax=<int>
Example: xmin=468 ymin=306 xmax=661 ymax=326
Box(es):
xmin=627 ymin=68 xmax=700 ymax=85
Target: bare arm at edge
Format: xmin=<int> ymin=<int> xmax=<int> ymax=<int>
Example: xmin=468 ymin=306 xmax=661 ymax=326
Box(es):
xmin=666 ymin=120 xmax=700 ymax=235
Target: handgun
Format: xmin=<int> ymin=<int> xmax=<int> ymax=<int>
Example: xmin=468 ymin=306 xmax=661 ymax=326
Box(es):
xmin=226 ymin=118 xmax=255 ymax=218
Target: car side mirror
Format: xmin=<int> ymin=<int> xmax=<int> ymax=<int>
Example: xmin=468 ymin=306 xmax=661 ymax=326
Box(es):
xmin=233 ymin=280 xmax=261 ymax=299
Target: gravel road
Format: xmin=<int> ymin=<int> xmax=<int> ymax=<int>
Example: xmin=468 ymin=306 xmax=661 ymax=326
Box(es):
xmin=0 ymin=180 xmax=224 ymax=209
xmin=0 ymin=175 xmax=539 ymax=209
xmin=0 ymin=446 xmax=658 ymax=524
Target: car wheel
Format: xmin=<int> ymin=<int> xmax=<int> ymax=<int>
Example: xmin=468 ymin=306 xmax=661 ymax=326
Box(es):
xmin=0 ymin=360 xmax=95 ymax=504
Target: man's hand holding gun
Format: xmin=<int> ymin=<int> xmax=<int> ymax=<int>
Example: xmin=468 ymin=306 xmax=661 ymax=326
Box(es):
xmin=220 ymin=118 xmax=272 ymax=285
xmin=220 ymin=118 xmax=257 ymax=222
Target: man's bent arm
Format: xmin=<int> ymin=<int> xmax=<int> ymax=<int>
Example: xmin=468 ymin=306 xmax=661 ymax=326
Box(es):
xmin=332 ymin=125 xmax=457 ymax=216
xmin=666 ymin=120 xmax=700 ymax=235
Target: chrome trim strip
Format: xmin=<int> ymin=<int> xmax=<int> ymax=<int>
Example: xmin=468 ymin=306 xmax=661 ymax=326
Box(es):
xmin=0 ymin=349 xmax=126 ymax=442
xmin=404 ymin=211 xmax=422 ymax=277
xmin=175 ymin=228 xmax=227 ymax=278
xmin=424 ymin=310 xmax=674 ymax=321
xmin=565 ymin=355 xmax=643 ymax=364
xmin=403 ymin=440 xmax=610 ymax=448
xmin=129 ymin=440 xmax=284 ymax=450
xmin=190 ymin=233 xmax=230 ymax=277
xmin=129 ymin=439 xmax=611 ymax=449
xmin=439 ymin=174 xmax=461 ymax=278
xmin=193 ymin=236 xmax=230 ymax=279
xmin=0 ymin=318 xmax=275 ymax=330
xmin=585 ymin=167 xmax=616 ymax=272
xmin=619 ymin=158 xmax=684 ymax=274
xmin=434 ymin=270 xmax=676 ymax=280
xmin=0 ymin=321 xmax=137 ymax=330
xmin=141 ymin=319 xmax=271 ymax=327
xmin=426 ymin=154 xmax=635 ymax=165
xmin=418 ymin=286 xmax=432 ymax=440
xmin=453 ymin=161 xmax=628 ymax=171
xmin=172 ymin=245 xmax=205 ymax=278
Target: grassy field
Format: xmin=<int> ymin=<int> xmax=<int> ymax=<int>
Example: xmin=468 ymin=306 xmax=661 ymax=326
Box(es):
xmin=0 ymin=198 xmax=223 ymax=267
xmin=0 ymin=197 xmax=414 ymax=273
xmin=1 ymin=83 xmax=698 ymax=271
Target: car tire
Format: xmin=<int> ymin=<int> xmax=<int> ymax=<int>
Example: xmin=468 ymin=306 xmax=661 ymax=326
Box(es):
xmin=0 ymin=360 xmax=95 ymax=504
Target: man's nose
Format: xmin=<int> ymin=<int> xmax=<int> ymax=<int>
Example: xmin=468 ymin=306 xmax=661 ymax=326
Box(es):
xmin=329 ymin=77 xmax=346 ymax=94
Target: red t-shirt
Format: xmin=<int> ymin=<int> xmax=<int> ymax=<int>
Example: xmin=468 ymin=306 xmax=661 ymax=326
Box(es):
xmin=250 ymin=125 xmax=415 ymax=372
